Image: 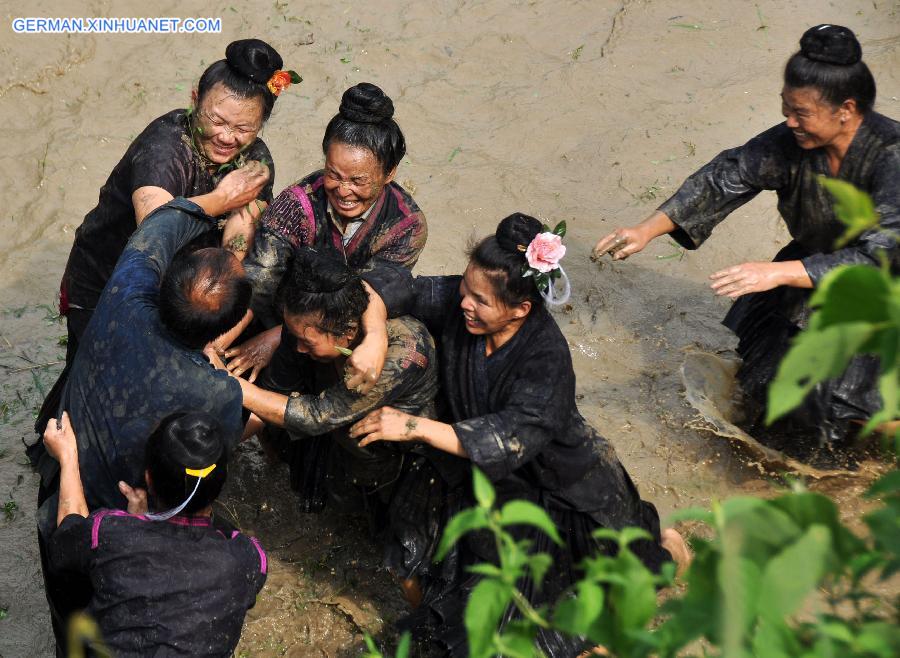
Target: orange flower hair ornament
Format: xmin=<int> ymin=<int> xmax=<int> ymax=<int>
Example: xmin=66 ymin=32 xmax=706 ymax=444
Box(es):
xmin=267 ymin=69 xmax=302 ymax=96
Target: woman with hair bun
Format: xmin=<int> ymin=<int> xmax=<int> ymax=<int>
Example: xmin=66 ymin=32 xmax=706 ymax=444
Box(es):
xmin=59 ymin=38 xmax=299 ymax=357
xmin=351 ymin=213 xmax=689 ymax=656
xmin=41 ymin=411 xmax=266 ymax=657
xmin=222 ymin=82 xmax=427 ymax=393
xmin=212 ymin=247 xmax=441 ymax=596
xmin=595 ymin=24 xmax=900 ymax=447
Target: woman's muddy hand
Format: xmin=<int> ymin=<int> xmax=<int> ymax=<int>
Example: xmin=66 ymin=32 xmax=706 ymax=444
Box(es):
xmin=592 ymin=225 xmax=650 ymax=261
xmin=224 ymin=326 xmax=281 ymax=382
xmin=215 ymin=160 xmax=270 ymax=213
xmin=43 ymin=412 xmax=77 ymax=464
xmin=118 ymin=481 xmax=149 ymax=515
xmin=350 ymin=407 xmax=421 ymax=447
xmin=345 ymin=330 xmax=387 ymax=395
xmin=710 ymin=261 xmax=783 ymax=299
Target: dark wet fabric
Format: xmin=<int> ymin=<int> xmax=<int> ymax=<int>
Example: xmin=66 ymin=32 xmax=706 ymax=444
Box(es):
xmin=396 ymin=275 xmax=671 ymax=656
xmin=243 ymin=171 xmax=427 ymax=326
xmin=658 ymin=113 xmax=900 ymax=440
xmin=62 ymin=109 xmax=274 ymax=313
xmin=50 ymin=511 xmax=266 ymax=657
xmin=259 ymin=316 xmax=445 ymax=578
xmin=29 ymin=199 xmax=244 ymax=541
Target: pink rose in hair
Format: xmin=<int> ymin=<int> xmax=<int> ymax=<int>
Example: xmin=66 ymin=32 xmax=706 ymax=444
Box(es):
xmin=525 ymin=232 xmax=566 ymax=273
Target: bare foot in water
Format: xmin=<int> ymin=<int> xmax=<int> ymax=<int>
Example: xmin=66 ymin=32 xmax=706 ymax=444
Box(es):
xmin=661 ymin=528 xmax=692 ymax=576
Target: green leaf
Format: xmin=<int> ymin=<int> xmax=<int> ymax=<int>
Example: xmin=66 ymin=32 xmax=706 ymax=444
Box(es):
xmin=288 ymin=70 xmax=303 ymax=83
xmin=465 ymin=579 xmax=511 ymax=658
xmin=818 ymin=176 xmax=880 ymax=247
xmin=854 ymin=622 xmax=900 ymax=657
xmin=866 ymin=470 xmax=900 ymax=498
xmin=619 ymin=527 xmax=653 ymax=547
xmin=334 ymin=345 xmax=353 ymax=357
xmin=466 ymin=563 xmax=505 ymax=578
xmin=758 ymin=525 xmax=831 ymax=623
xmin=751 ymin=618 xmax=801 ymax=658
xmin=395 ymin=631 xmax=411 ymax=658
xmin=553 ymin=220 xmax=567 ymax=237
xmin=862 ymin=361 xmax=899 ymax=434
xmin=472 ymin=467 xmax=495 ymax=509
xmin=495 ymin=620 xmax=540 ymax=658
xmin=766 ymin=322 xmax=875 ymax=423
xmin=526 ymin=552 xmax=553 ymax=588
xmin=553 ymin=582 xmax=605 ymax=636
xmin=498 ymin=500 xmax=562 ymax=545
xmin=809 ymin=265 xmax=891 ymax=328
xmin=436 ymin=507 xmax=489 ymax=561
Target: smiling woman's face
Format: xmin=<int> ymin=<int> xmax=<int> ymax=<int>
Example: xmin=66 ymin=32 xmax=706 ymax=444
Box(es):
xmin=193 ymin=82 xmax=265 ymax=164
xmin=780 ymin=86 xmax=844 ymax=150
xmin=323 ymin=142 xmax=395 ymax=221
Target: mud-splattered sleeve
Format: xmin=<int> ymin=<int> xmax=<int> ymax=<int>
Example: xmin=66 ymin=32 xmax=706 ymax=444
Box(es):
xmin=801 ymin=145 xmax=900 ymax=282
xmin=48 ymin=513 xmax=93 ymax=575
xmin=453 ymin=342 xmax=574 ymax=482
xmin=658 ymin=125 xmax=791 ymax=250
xmin=244 ymin=185 xmax=316 ymax=327
xmin=283 ymin=328 xmax=432 ymax=436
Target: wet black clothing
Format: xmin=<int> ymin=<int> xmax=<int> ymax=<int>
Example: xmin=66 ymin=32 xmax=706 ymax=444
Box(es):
xmin=260 ymin=316 xmax=447 ymax=578
xmin=659 ymin=113 xmax=900 ymax=441
xmin=398 ymin=276 xmax=671 ymax=656
xmin=243 ymin=171 xmax=427 ymax=328
xmin=50 ymin=510 xmax=266 ymax=657
xmin=61 ymin=109 xmax=274 ymax=316
xmin=30 ymin=199 xmax=244 ymax=541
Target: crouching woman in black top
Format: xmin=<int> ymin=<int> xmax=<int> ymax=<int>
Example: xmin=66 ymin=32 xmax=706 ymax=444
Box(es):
xmin=43 ymin=411 xmax=266 ymax=658
xmin=351 ymin=213 xmax=689 ymax=656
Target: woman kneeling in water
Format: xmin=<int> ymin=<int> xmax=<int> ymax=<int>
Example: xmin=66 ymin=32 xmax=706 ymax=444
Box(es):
xmin=351 ymin=213 xmax=689 ymax=656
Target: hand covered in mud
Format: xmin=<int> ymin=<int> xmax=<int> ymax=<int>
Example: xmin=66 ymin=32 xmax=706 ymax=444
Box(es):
xmin=224 ymin=326 xmax=281 ymax=383
xmin=710 ymin=261 xmax=785 ymax=299
xmin=43 ymin=412 xmax=77 ymax=465
xmin=350 ymin=407 xmax=422 ymax=447
xmin=215 ymin=160 xmax=270 ymax=213
xmin=593 ymin=225 xmax=652 ymax=261
xmin=344 ymin=330 xmax=388 ymax=396
xmin=118 ymin=481 xmax=148 ymax=514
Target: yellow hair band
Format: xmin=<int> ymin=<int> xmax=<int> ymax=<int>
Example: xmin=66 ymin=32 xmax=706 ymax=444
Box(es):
xmin=185 ymin=464 xmax=217 ymax=479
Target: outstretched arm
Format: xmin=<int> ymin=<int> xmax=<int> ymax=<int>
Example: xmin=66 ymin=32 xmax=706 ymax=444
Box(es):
xmin=42 ymin=412 xmax=88 ymax=526
xmin=349 ymin=407 xmax=468 ymax=458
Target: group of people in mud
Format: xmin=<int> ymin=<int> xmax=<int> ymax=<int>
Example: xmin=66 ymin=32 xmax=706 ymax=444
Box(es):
xmin=28 ymin=23 xmax=898 ymax=658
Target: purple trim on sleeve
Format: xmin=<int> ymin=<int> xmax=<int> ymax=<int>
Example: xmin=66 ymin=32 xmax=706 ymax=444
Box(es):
xmin=90 ymin=509 xmax=135 ymax=549
xmin=288 ymin=185 xmax=317 ymax=240
xmin=250 ymin=536 xmax=268 ymax=574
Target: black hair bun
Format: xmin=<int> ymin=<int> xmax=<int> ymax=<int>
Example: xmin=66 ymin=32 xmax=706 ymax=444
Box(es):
xmin=800 ymin=24 xmax=862 ymax=65
xmin=293 ymin=248 xmax=353 ymax=293
xmin=159 ymin=412 xmax=225 ymax=470
xmin=339 ymin=82 xmax=395 ymax=124
xmin=225 ymin=38 xmax=284 ymax=83
xmin=495 ymin=213 xmax=543 ymax=255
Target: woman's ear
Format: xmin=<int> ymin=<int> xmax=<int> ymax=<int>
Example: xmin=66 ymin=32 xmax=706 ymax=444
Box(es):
xmin=514 ymin=300 xmax=532 ymax=319
xmin=384 ymin=165 xmax=398 ymax=186
xmin=144 ymin=469 xmax=154 ymax=494
xmin=840 ymin=98 xmax=858 ymax=120
xmin=190 ymin=88 xmax=199 ymax=110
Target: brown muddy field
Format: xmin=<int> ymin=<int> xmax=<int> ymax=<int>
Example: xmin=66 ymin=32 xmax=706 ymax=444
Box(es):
xmin=1 ymin=1 xmax=899 ymax=656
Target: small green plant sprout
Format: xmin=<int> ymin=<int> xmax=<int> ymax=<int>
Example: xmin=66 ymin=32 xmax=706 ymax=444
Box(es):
xmin=3 ymin=498 xmax=17 ymax=522
xmin=334 ymin=345 xmax=354 ymax=357
xmin=571 ymin=44 xmax=585 ymax=61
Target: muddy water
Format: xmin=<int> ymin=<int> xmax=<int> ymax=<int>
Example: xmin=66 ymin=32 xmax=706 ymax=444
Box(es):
xmin=2 ymin=0 xmax=899 ymax=656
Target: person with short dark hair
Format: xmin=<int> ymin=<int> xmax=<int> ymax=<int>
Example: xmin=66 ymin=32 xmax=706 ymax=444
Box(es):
xmin=42 ymin=411 xmax=266 ymax=658
xmin=218 ymin=82 xmax=427 ymax=394
xmin=594 ymin=25 xmax=899 ymax=446
xmin=350 ymin=214 xmax=688 ymax=656
xmin=29 ymin=199 xmax=252 ymax=653
xmin=218 ymin=248 xmax=443 ymax=593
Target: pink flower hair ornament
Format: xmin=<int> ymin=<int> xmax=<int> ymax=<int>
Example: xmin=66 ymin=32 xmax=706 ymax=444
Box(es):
xmin=520 ymin=220 xmax=571 ymax=306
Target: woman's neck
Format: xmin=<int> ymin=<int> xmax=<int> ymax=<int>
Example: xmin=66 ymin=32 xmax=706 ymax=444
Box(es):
xmin=824 ymin=114 xmax=863 ymax=174
xmin=485 ymin=318 xmax=525 ymax=356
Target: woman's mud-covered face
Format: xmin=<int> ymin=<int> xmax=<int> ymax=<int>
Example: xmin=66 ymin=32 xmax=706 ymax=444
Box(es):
xmin=458 ymin=264 xmax=528 ymax=336
xmin=283 ymin=310 xmax=354 ymax=362
xmin=193 ymin=82 xmax=265 ymax=164
xmin=323 ymin=143 xmax=395 ymax=221
xmin=780 ymin=86 xmax=845 ymax=150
